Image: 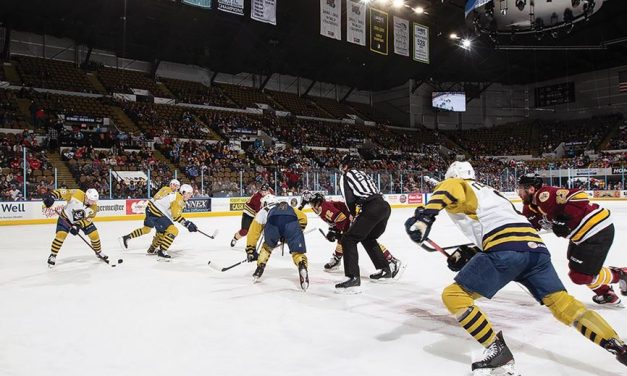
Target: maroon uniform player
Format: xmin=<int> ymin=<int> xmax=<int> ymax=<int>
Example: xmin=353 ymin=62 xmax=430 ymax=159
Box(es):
xmin=518 ymin=174 xmax=627 ymax=306
xmin=230 ymin=184 xmax=272 ymax=247
xmin=306 ymin=192 xmax=402 ymax=277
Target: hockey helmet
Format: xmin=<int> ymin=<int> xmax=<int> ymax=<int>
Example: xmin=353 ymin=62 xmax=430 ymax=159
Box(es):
xmin=309 ymin=192 xmax=325 ymax=207
xmin=261 ymin=194 xmax=278 ymax=208
xmin=85 ymin=188 xmax=99 ymax=203
xmin=445 ymin=161 xmax=475 ymax=180
xmin=169 ymin=179 xmax=181 ymax=189
xmin=518 ymin=173 xmax=543 ymax=189
xmin=339 ymin=154 xmax=360 ymax=169
xmin=180 ymin=184 xmax=194 ymax=199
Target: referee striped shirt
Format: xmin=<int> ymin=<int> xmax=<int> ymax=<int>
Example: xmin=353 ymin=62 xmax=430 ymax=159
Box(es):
xmin=340 ymin=169 xmax=380 ymax=216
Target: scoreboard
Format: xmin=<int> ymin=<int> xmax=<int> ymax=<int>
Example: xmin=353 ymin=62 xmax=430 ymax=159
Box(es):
xmin=534 ymin=82 xmax=575 ymax=107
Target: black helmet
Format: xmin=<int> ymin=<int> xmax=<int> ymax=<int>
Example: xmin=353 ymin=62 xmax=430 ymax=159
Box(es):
xmin=518 ymin=173 xmax=543 ymax=189
xmin=309 ymin=192 xmax=325 ymax=207
xmin=260 ymin=183 xmax=270 ymax=192
xmin=340 ymin=154 xmax=359 ymax=169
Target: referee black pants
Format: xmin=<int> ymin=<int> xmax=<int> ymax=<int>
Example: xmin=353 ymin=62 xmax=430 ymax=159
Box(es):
xmin=340 ymin=197 xmax=391 ymax=278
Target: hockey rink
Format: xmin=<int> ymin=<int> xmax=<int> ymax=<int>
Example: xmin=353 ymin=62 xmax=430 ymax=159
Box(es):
xmin=1 ymin=203 xmax=626 ymax=376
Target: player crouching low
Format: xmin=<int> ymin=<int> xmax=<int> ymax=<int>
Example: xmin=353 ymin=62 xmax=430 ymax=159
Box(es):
xmin=120 ymin=179 xmax=180 ymax=250
xmin=142 ymin=183 xmax=198 ymax=260
xmin=43 ymin=188 xmax=108 ymax=267
xmin=230 ymin=183 xmax=272 ymax=247
xmin=245 ymin=194 xmax=310 ymax=291
xmin=305 ymin=192 xmax=403 ymax=280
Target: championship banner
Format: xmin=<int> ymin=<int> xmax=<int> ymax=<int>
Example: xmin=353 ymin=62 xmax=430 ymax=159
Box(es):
xmin=217 ymin=0 xmax=244 ymax=15
xmin=251 ymin=0 xmax=277 ymax=25
xmin=182 ymin=0 xmax=212 ymax=9
xmin=369 ymin=8 xmax=388 ymax=55
xmin=346 ymin=0 xmax=366 ymax=46
xmin=393 ymin=16 xmax=409 ymax=57
xmin=413 ymin=22 xmax=429 ymax=63
xmin=320 ymin=0 xmax=341 ymax=41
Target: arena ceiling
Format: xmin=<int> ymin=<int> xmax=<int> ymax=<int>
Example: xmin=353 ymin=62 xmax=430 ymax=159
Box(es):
xmin=1 ymin=0 xmax=627 ymax=90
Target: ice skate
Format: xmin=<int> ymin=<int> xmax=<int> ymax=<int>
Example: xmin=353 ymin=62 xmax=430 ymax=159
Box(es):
xmin=603 ymin=337 xmax=627 ymax=366
xmin=592 ymin=286 xmax=623 ymax=308
xmin=120 ymin=235 xmax=130 ymax=249
xmin=298 ymin=261 xmax=309 ymax=291
xmin=610 ymin=267 xmax=627 ymax=296
xmin=472 ymin=332 xmax=519 ymax=376
xmin=324 ymin=255 xmax=342 ymax=272
xmin=252 ymin=263 xmax=266 ymax=283
xmin=230 ymin=237 xmax=238 ymax=247
xmin=146 ymin=245 xmax=157 ymax=256
xmin=47 ymin=254 xmax=56 ymax=268
xmin=334 ymin=277 xmax=361 ymax=294
xmin=157 ymin=249 xmax=171 ymax=261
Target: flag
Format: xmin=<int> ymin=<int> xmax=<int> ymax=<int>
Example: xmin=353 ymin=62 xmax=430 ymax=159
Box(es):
xmin=619 ymin=71 xmax=627 ymax=93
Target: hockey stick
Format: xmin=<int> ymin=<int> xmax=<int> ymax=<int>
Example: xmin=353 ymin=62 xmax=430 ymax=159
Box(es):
xmin=198 ymin=229 xmax=219 ymax=239
xmin=208 ymin=227 xmax=320 ymax=272
xmin=419 ymin=239 xmax=474 ymax=256
xmin=55 ymin=210 xmax=123 ymax=267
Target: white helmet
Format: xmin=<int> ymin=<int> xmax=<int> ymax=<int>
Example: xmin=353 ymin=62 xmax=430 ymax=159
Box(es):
xmin=85 ymin=188 xmax=99 ymax=202
xmin=261 ymin=194 xmax=277 ymax=208
xmin=169 ymin=179 xmax=181 ymax=188
xmin=445 ymin=161 xmax=475 ymax=180
xmin=180 ymin=184 xmax=193 ymax=196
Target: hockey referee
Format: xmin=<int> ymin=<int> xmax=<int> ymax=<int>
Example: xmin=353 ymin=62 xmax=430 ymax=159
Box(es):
xmin=336 ymin=154 xmax=400 ymax=291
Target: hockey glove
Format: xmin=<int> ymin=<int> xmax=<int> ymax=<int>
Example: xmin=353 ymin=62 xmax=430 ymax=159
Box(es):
xmin=326 ymin=228 xmax=340 ymax=243
xmin=69 ymin=224 xmax=80 ymax=236
xmin=405 ymin=207 xmax=436 ymax=244
xmin=43 ymin=194 xmax=55 ymax=208
xmin=447 ymin=245 xmax=479 ymax=272
xmin=184 ymin=220 xmax=198 ymax=232
xmin=245 ymin=245 xmax=258 ymax=262
xmin=552 ymin=214 xmax=571 ymax=238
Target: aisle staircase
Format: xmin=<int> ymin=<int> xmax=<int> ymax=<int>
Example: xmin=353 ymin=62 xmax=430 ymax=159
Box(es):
xmin=86 ymin=73 xmax=107 ymax=94
xmin=47 ymin=152 xmax=79 ymax=189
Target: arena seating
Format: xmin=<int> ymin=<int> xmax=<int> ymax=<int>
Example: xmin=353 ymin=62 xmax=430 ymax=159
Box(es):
xmin=13 ymin=56 xmax=97 ymax=93
xmin=217 ymin=84 xmax=273 ymax=108
xmin=266 ymin=90 xmax=328 ymax=118
xmin=97 ymin=67 xmax=171 ymax=97
xmin=311 ymin=97 xmax=356 ymax=119
xmin=0 ymin=89 xmax=30 ymax=129
xmin=161 ymin=78 xmax=235 ymax=107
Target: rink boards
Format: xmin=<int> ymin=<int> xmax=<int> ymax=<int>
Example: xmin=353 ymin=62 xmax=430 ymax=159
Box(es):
xmin=1 ymin=190 xmax=625 ymax=226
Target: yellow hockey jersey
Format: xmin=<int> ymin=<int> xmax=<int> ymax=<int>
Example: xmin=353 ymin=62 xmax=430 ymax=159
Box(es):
xmin=246 ymin=204 xmax=308 ymax=250
xmin=51 ymin=189 xmax=98 ymax=227
xmin=147 ymin=191 xmax=186 ymax=223
xmin=425 ymin=178 xmax=546 ymax=253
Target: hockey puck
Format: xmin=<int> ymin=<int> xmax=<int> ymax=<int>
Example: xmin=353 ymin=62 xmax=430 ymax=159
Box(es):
xmin=117 ymin=259 xmax=124 ymax=264
xmin=111 ymin=264 xmax=117 ymax=268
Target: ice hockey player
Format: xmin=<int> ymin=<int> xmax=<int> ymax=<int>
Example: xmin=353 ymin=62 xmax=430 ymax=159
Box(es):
xmin=244 ymin=194 xmax=309 ymax=291
xmin=120 ymin=179 xmax=181 ymax=250
xmin=405 ymin=161 xmax=627 ymax=374
xmin=139 ymin=183 xmax=197 ymax=260
xmin=518 ymin=173 xmax=627 ymax=306
xmin=304 ymin=192 xmax=403 ymax=278
xmin=230 ymin=183 xmax=272 ymax=247
xmin=43 ymin=188 xmax=108 ymax=266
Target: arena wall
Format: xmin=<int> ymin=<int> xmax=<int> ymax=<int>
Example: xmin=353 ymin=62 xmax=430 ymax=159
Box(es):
xmin=1 ymin=191 xmax=625 ymax=226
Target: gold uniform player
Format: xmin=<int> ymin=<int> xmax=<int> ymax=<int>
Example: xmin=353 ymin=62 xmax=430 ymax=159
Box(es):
xmin=244 ymin=194 xmax=310 ymax=290
xmin=120 ymin=179 xmax=180 ymax=251
xmin=141 ymin=183 xmax=198 ymax=259
xmin=43 ymin=188 xmax=107 ymax=266
xmin=405 ymin=161 xmax=627 ymax=374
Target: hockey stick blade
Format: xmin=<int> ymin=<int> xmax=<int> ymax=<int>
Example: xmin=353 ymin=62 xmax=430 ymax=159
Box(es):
xmin=199 ymin=229 xmax=219 ymax=239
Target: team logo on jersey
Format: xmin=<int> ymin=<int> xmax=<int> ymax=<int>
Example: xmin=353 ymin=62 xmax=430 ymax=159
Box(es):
xmin=538 ymin=191 xmax=550 ymax=203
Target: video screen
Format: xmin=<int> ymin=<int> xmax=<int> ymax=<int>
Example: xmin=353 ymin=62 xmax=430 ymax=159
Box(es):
xmin=432 ymin=92 xmax=466 ymax=112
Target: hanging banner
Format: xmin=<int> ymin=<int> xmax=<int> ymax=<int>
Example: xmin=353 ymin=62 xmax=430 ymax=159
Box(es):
xmin=251 ymin=0 xmax=277 ymax=25
xmin=370 ymin=8 xmax=388 ymax=55
xmin=346 ymin=0 xmax=366 ymax=46
xmin=393 ymin=16 xmax=409 ymax=57
xmin=217 ymin=0 xmax=244 ymax=15
xmin=320 ymin=0 xmax=341 ymax=40
xmin=182 ymin=0 xmax=212 ymax=9
xmin=413 ymin=23 xmax=429 ymax=64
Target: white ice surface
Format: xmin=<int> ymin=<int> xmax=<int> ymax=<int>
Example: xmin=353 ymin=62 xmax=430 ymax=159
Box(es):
xmin=1 ymin=203 xmax=627 ymax=376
